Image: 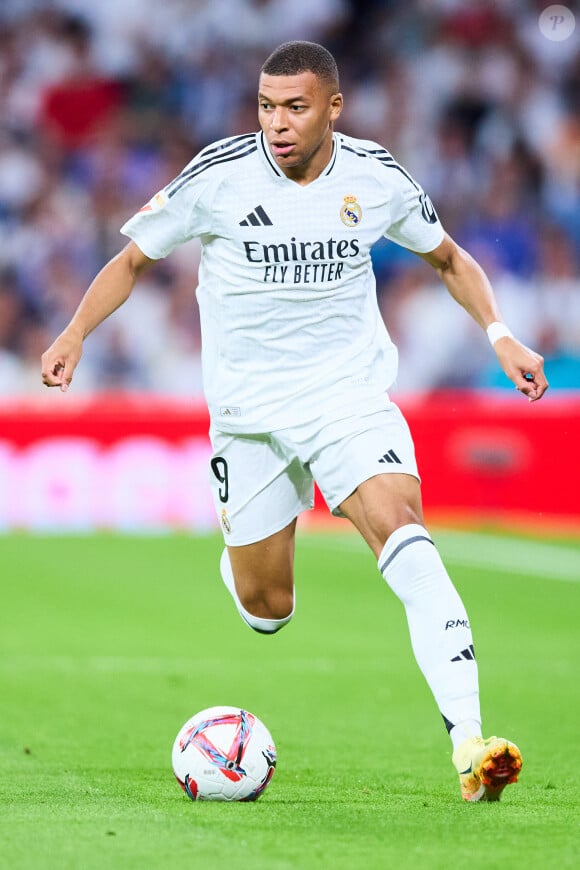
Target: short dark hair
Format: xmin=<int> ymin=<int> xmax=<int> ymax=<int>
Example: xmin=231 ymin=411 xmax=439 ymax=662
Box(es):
xmin=261 ymin=41 xmax=339 ymax=91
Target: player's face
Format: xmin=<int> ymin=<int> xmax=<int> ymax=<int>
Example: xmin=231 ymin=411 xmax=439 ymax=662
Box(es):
xmin=258 ymin=72 xmax=343 ymax=184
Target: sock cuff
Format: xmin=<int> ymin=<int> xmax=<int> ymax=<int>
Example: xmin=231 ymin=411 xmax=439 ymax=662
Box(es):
xmin=238 ymin=602 xmax=294 ymax=634
xmin=378 ymin=523 xmax=434 ymax=575
xmin=449 ymin=719 xmax=483 ymax=751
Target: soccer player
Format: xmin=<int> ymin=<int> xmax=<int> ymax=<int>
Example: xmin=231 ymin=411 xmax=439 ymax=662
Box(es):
xmin=41 ymin=41 xmax=548 ymax=802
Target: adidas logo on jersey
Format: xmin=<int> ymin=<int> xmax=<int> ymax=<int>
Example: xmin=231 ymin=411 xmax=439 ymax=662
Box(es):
xmin=239 ymin=205 xmax=273 ymax=227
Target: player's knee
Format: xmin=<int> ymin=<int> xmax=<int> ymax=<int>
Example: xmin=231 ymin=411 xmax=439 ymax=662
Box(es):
xmin=238 ymin=587 xmax=293 ymax=620
xmin=366 ymin=504 xmax=424 ymax=554
xmin=220 ymin=548 xmax=295 ymax=633
xmin=238 ymin=589 xmax=295 ymax=634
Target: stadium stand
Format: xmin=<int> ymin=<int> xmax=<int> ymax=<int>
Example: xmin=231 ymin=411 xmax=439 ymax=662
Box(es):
xmin=0 ymin=0 xmax=578 ymax=395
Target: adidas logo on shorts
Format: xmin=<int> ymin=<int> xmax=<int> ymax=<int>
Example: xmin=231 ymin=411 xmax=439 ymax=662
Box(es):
xmin=378 ymin=449 xmax=401 ymax=464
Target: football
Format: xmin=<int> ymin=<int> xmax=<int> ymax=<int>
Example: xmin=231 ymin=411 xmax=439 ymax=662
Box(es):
xmin=172 ymin=706 xmax=277 ymax=801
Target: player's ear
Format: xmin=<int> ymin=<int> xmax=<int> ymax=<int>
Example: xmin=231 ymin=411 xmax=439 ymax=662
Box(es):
xmin=329 ymin=92 xmax=343 ymax=122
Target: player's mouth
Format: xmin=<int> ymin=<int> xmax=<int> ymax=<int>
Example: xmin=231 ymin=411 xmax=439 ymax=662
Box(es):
xmin=271 ymin=141 xmax=295 ymax=158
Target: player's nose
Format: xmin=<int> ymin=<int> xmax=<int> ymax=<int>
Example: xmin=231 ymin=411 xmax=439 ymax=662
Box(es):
xmin=271 ymin=108 xmax=288 ymax=131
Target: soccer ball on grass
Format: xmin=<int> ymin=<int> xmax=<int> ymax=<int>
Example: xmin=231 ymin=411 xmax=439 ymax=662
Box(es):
xmin=172 ymin=705 xmax=277 ymax=801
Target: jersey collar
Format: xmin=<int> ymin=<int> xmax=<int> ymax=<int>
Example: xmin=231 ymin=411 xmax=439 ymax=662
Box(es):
xmin=259 ymin=131 xmax=339 ymax=182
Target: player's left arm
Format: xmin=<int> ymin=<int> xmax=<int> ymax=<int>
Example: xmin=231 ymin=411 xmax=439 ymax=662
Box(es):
xmin=417 ymin=232 xmax=549 ymax=402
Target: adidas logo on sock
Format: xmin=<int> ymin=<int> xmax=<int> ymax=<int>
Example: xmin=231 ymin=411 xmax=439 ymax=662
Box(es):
xmin=239 ymin=205 xmax=273 ymax=226
xmin=451 ymin=644 xmax=476 ymax=662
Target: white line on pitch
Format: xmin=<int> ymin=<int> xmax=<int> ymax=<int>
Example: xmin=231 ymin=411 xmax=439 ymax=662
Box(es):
xmin=299 ymin=530 xmax=580 ymax=582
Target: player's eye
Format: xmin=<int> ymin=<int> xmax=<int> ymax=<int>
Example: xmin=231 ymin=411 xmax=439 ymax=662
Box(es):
xmin=290 ymin=105 xmax=305 ymax=112
xmin=259 ymin=102 xmax=272 ymax=110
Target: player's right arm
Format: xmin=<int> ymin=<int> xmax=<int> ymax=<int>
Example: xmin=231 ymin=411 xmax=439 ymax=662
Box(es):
xmin=418 ymin=233 xmax=548 ymax=402
xmin=41 ymin=241 xmax=156 ymax=392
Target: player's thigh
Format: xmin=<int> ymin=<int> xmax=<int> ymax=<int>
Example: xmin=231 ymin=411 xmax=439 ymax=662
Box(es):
xmin=209 ymin=429 xmax=313 ymax=547
xmin=339 ymin=473 xmax=424 ymax=557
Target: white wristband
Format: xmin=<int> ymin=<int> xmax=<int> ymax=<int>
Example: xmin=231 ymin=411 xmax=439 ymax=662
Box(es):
xmin=486 ymin=321 xmax=513 ymax=346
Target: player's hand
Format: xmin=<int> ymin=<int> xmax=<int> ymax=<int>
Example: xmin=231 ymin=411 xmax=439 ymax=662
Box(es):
xmin=494 ymin=337 xmax=548 ymax=402
xmin=41 ymin=330 xmax=83 ymax=393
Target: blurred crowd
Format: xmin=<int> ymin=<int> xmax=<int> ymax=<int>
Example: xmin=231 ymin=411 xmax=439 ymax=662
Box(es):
xmin=0 ymin=0 xmax=578 ymax=396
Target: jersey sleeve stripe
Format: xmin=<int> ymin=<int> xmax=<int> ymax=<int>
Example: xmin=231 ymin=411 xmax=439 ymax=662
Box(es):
xmin=340 ymin=142 xmax=420 ymax=191
xmin=166 ymin=141 xmax=258 ymax=198
xmin=197 ymin=133 xmax=256 ymax=160
xmin=167 ymin=134 xmax=255 ymax=193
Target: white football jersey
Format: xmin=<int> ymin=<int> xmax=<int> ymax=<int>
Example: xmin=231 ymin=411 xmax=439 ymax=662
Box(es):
xmin=121 ymin=131 xmax=444 ymax=431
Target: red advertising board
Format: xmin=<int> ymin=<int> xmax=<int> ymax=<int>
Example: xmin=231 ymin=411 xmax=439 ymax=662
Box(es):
xmin=0 ymin=392 xmax=578 ymax=532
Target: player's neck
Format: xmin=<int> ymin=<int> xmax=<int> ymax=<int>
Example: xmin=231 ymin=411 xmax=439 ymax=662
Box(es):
xmin=282 ymin=135 xmax=335 ymax=186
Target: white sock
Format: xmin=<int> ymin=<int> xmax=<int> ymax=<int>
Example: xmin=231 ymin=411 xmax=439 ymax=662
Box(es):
xmin=378 ymin=524 xmax=482 ymax=740
xmin=449 ymin=719 xmax=483 ymax=752
xmin=219 ymin=549 xmax=294 ymax=634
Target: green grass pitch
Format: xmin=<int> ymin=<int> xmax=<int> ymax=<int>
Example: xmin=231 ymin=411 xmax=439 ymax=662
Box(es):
xmin=1 ymin=527 xmax=578 ymax=869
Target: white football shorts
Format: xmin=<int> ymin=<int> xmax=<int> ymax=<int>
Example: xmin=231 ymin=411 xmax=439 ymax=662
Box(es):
xmin=209 ymin=399 xmax=419 ymax=546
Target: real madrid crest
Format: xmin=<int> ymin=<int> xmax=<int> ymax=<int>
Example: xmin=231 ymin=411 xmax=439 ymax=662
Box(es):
xmin=340 ymin=195 xmax=362 ymax=227
xmin=221 ymin=508 xmax=231 ymax=534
